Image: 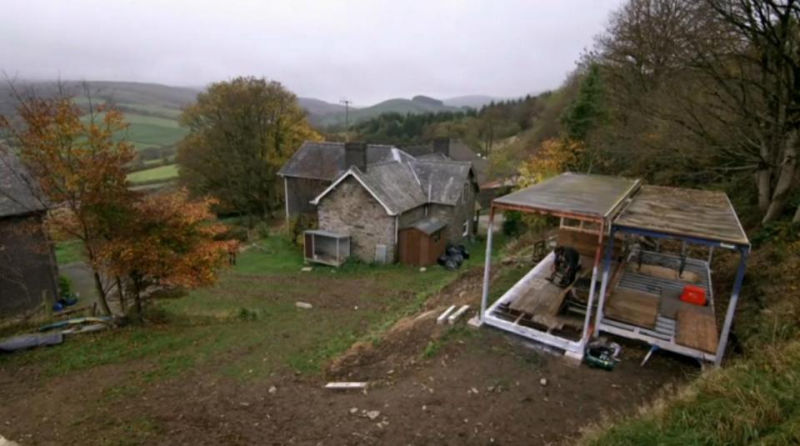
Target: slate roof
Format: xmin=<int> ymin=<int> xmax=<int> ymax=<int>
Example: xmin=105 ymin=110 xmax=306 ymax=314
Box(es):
xmin=311 ymin=157 xmax=474 ymax=216
xmin=352 ymin=161 xmax=428 ymax=215
xmin=0 ymin=151 xmax=47 ymax=218
xmin=403 ymin=139 xmax=488 ymax=183
xmin=408 ymin=216 xmax=447 ymax=235
xmin=412 ymin=159 xmax=473 ymax=206
xmin=278 ymin=141 xmax=411 ymax=181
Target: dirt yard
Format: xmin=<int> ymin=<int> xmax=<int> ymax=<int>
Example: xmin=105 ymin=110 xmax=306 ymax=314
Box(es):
xmin=0 ymin=238 xmax=696 ymax=445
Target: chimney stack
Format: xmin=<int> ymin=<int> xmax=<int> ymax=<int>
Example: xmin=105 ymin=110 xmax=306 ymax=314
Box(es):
xmin=344 ymin=142 xmax=368 ymax=172
xmin=432 ymin=137 xmax=451 ymax=157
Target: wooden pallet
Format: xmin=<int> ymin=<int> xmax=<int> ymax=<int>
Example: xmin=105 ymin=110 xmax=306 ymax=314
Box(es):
xmin=676 ymin=309 xmax=718 ymax=354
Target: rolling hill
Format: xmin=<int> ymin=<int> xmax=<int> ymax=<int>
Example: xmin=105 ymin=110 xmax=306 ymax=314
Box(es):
xmin=311 ymin=95 xmax=466 ymax=128
xmin=442 ymin=95 xmax=500 ymax=108
xmin=0 ymin=79 xmax=509 ymax=136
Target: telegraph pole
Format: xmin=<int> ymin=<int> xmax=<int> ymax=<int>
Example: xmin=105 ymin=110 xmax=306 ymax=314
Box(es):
xmin=340 ymin=98 xmax=352 ymax=140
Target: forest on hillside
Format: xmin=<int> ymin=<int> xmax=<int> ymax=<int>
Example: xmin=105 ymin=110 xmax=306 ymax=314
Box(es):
xmin=355 ymin=0 xmax=800 ymax=228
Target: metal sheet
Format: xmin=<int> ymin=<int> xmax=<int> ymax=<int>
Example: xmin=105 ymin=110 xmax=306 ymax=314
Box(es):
xmin=492 ymin=173 xmax=639 ymax=218
xmin=615 ymin=185 xmax=749 ymax=246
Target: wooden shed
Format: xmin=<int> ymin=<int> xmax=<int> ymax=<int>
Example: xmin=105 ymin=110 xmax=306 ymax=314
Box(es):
xmin=398 ymin=217 xmax=448 ymax=266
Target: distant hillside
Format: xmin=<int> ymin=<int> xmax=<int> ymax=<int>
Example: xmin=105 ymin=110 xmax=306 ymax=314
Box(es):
xmin=0 ymin=80 xmax=199 ymax=119
xmin=0 ymin=80 xmax=509 ymax=135
xmin=442 ymin=95 xmax=500 ymax=109
xmin=297 ymin=97 xmax=348 ymax=117
xmin=314 ymin=96 xmax=464 ymax=128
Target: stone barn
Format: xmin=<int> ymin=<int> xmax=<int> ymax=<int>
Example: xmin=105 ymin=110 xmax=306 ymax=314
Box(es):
xmin=0 ymin=152 xmax=59 ymax=318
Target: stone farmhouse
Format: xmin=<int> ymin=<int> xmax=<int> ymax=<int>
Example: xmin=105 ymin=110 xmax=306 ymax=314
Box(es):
xmin=0 ymin=152 xmax=59 ymax=317
xmin=279 ymin=140 xmax=479 ymax=265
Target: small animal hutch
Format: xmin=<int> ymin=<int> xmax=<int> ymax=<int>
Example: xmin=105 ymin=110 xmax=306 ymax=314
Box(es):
xmin=304 ymin=230 xmax=350 ymax=267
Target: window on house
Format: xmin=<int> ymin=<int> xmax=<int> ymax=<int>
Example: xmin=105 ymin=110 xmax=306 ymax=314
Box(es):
xmin=433 ymin=231 xmax=441 ymax=242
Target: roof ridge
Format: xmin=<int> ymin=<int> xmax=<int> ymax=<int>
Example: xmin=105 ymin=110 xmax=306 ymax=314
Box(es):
xmin=414 ymin=158 xmax=472 ymax=166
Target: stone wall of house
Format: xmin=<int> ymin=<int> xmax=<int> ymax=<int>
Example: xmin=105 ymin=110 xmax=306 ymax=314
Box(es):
xmin=0 ymin=212 xmax=59 ymax=317
xmin=317 ymin=177 xmax=396 ymax=263
xmin=398 ymin=205 xmax=426 ymax=228
xmin=284 ymin=177 xmax=330 ymax=219
xmin=429 ymin=180 xmax=477 ymax=243
xmin=457 ymin=180 xmax=478 ymax=238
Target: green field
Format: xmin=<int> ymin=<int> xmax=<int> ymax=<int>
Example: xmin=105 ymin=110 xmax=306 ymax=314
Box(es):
xmin=54 ymin=239 xmax=85 ymax=264
xmin=127 ymin=164 xmax=178 ymax=184
xmin=78 ymin=104 xmax=188 ymax=152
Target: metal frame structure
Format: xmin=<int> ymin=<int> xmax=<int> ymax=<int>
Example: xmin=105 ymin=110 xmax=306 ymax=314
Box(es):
xmin=479 ymin=176 xmax=750 ymax=366
xmin=478 ymin=173 xmax=641 ymax=359
xmin=594 ymin=225 xmax=749 ymax=366
xmin=593 ymin=185 xmax=750 ymax=365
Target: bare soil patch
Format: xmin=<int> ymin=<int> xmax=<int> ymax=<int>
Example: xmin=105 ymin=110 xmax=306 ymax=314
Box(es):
xmin=0 ymin=264 xmax=695 ymax=445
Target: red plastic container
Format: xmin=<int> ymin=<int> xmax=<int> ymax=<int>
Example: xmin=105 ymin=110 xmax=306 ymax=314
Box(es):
xmin=680 ymin=284 xmax=707 ymax=306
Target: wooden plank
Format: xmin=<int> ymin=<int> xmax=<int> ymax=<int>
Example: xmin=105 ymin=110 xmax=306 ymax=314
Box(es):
xmin=508 ymin=282 xmax=563 ymax=316
xmin=676 ymin=309 xmax=718 ymax=354
xmin=557 ymin=229 xmax=622 ymax=259
xmin=448 ymin=305 xmax=470 ymax=324
xmin=436 ymin=305 xmax=456 ymax=325
xmin=637 ymin=264 xmax=701 ymax=284
xmin=604 ymin=288 xmax=660 ymax=328
xmin=325 ymin=382 xmax=368 ymax=390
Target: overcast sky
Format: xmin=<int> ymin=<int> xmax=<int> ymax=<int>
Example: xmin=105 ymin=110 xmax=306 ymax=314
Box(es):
xmin=1 ymin=0 xmax=622 ymax=105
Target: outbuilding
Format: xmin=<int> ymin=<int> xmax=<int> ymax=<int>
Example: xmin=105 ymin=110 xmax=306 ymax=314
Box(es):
xmin=397 ymin=217 xmax=447 ymax=266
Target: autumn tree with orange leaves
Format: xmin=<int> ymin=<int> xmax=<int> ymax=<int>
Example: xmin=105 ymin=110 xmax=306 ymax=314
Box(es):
xmin=0 ymin=89 xmax=136 ymax=315
xmin=101 ymin=189 xmax=228 ymax=315
xmin=1 ymin=85 xmax=229 ymax=317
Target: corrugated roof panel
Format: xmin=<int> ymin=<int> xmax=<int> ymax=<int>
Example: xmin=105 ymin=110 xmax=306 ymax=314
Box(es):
xmin=492 ymin=172 xmax=639 ymax=218
xmin=614 ymin=185 xmax=749 ymax=246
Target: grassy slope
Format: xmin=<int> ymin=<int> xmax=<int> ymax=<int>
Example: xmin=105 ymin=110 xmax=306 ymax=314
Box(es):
xmin=80 ymin=111 xmax=188 ymax=151
xmin=581 ymin=237 xmax=800 ymax=445
xmin=127 ymin=164 xmax=178 ymax=184
xmin=0 ymin=235 xmax=502 ymax=382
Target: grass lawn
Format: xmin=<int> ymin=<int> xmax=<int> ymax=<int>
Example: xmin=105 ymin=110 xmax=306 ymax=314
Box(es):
xmin=1 ymin=234 xmax=503 ymax=382
xmin=127 ymin=164 xmax=179 ymax=184
xmin=54 ymin=239 xmax=85 ymax=264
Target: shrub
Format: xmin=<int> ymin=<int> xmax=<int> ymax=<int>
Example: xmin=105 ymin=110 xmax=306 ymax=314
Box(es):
xmin=502 ymin=210 xmax=525 ymax=236
xmin=58 ymin=275 xmax=72 ymax=298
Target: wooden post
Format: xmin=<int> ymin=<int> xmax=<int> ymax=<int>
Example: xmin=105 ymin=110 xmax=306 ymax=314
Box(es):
xmin=593 ymin=226 xmax=616 ymax=336
xmin=581 ymin=219 xmax=605 ymax=345
xmin=480 ymin=207 xmax=496 ymax=324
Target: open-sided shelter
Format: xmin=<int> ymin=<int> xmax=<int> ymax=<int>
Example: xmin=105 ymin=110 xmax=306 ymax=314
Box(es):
xmin=478 ymin=173 xmax=641 ymax=359
xmin=594 ymin=186 xmax=749 ymax=366
xmin=479 ymin=173 xmax=750 ymax=366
